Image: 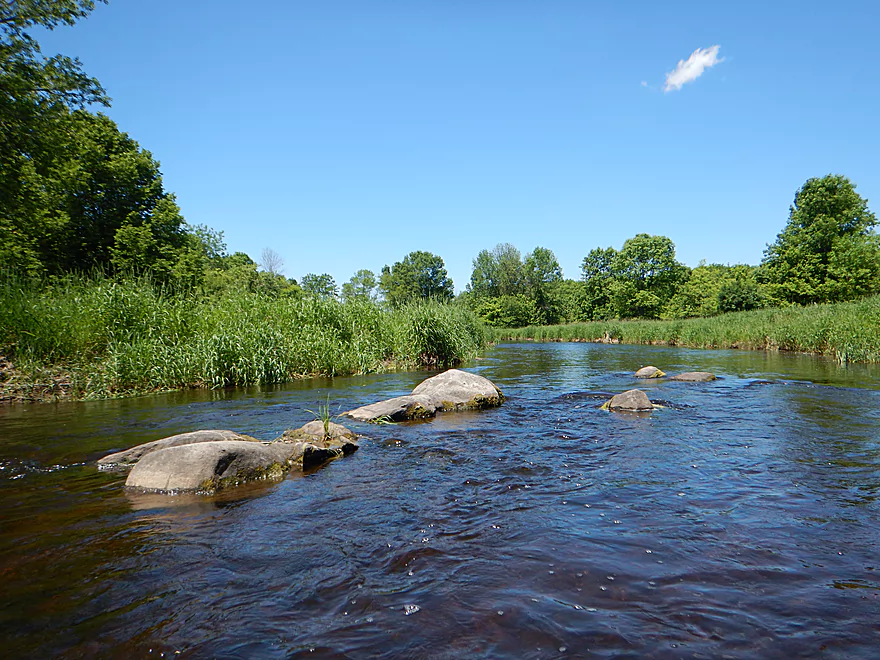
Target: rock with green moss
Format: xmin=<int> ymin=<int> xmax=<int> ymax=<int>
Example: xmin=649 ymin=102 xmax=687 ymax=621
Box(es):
xmin=345 ymin=395 xmax=437 ymax=423
xmin=411 ymin=368 xmax=504 ymax=411
xmin=278 ymin=420 xmax=359 ymax=455
xmin=634 ymin=366 xmax=665 ymax=379
xmin=124 ymin=440 xmax=325 ymax=493
xmin=602 ymin=389 xmax=654 ymax=412
xmin=98 ymin=429 xmax=260 ymax=469
xmin=344 ymin=369 xmax=505 ymax=423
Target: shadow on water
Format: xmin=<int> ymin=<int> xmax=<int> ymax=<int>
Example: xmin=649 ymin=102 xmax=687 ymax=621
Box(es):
xmin=1 ymin=343 xmax=880 ymax=657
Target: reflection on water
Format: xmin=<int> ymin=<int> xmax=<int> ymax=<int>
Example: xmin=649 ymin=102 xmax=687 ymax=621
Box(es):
xmin=1 ymin=343 xmax=880 ymax=658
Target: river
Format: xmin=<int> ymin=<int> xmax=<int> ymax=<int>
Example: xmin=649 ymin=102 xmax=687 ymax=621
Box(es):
xmin=1 ymin=343 xmax=879 ymax=658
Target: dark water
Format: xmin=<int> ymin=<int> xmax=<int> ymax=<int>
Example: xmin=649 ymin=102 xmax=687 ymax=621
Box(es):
xmin=2 ymin=343 xmax=880 ymax=659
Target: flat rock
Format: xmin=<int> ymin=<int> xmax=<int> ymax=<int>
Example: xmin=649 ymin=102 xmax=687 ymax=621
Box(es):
xmin=125 ymin=440 xmax=333 ymax=493
xmin=670 ymin=371 xmax=716 ymax=382
xmin=634 ymin=366 xmax=665 ymax=379
xmin=345 ymin=395 xmax=437 ymax=422
xmin=98 ymin=429 xmax=259 ymax=468
xmin=604 ymin=389 xmax=654 ymax=412
xmin=411 ymin=368 xmax=504 ymax=411
xmin=278 ymin=420 xmax=359 ymax=455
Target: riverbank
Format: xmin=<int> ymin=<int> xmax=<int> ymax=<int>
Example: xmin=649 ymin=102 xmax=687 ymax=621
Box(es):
xmin=493 ymin=295 xmax=880 ymax=364
xmin=0 ymin=276 xmax=488 ymax=403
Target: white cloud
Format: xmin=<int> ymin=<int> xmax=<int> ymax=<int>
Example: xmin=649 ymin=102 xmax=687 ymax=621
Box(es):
xmin=640 ymin=80 xmax=648 ymax=87
xmin=663 ymin=45 xmax=723 ymax=92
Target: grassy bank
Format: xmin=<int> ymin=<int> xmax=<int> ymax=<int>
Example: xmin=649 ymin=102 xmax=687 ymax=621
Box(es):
xmin=494 ymin=295 xmax=880 ymax=364
xmin=0 ymin=275 xmax=488 ymax=402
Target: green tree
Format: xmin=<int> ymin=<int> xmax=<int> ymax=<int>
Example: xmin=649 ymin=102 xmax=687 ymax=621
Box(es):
xmin=341 ymin=269 xmax=378 ymax=303
xmin=580 ymin=247 xmax=617 ymax=320
xmin=1 ymin=1 xmax=110 ymax=273
xmin=760 ymin=175 xmax=880 ymax=304
xmin=524 ymin=246 xmax=563 ymax=324
xmin=467 ymin=243 xmax=524 ymax=298
xmin=380 ymin=251 xmax=454 ymax=307
xmin=609 ymin=234 xmax=687 ymax=318
xmin=301 ymin=273 xmax=339 ymax=300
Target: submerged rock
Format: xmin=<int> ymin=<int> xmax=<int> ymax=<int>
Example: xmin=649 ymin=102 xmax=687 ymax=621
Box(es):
xmin=602 ymin=389 xmax=654 ymax=412
xmin=344 ymin=369 xmax=505 ymax=423
xmin=98 ymin=429 xmax=259 ymax=468
xmin=346 ymin=395 xmax=437 ymax=422
xmin=670 ymin=372 xmax=716 ymax=382
xmin=124 ymin=440 xmax=309 ymax=493
xmin=634 ymin=366 xmax=665 ymax=379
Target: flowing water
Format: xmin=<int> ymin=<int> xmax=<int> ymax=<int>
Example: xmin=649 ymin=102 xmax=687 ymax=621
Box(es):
xmin=2 ymin=343 xmax=880 ymax=658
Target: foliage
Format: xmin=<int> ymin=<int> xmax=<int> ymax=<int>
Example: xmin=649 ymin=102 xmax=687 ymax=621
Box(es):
xmin=301 ymin=273 xmax=338 ymax=300
xmin=380 ymin=250 xmax=454 ymax=308
xmin=341 ymin=269 xmax=378 ymax=303
xmin=494 ymin=294 xmax=880 ymax=365
xmin=0 ymin=273 xmax=488 ymax=400
xmin=663 ymin=263 xmax=764 ymax=318
xmin=760 ymin=174 xmax=880 ymax=305
xmin=468 ymin=243 xmax=525 ymax=298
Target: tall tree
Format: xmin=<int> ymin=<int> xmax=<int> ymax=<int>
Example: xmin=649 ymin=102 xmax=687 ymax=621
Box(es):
xmin=259 ymin=247 xmax=284 ymax=275
xmin=468 ymin=243 xmax=524 ymax=298
xmin=609 ymin=234 xmax=687 ymax=318
xmin=1 ymin=1 xmax=110 ymax=273
xmin=524 ymin=246 xmax=563 ymax=324
xmin=341 ymin=269 xmax=378 ymax=303
xmin=380 ymin=251 xmax=454 ymax=307
xmin=301 ymin=273 xmax=338 ymax=300
xmin=580 ymin=247 xmax=617 ymax=320
xmin=760 ymin=175 xmax=880 ymax=304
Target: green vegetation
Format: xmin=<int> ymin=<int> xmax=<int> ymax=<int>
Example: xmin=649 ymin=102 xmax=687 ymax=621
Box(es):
xmin=380 ymin=251 xmax=455 ymax=308
xmin=0 ymin=274 xmax=488 ymax=401
xmin=494 ymin=294 xmax=880 ymax=364
xmin=463 ymin=175 xmax=878 ymax=329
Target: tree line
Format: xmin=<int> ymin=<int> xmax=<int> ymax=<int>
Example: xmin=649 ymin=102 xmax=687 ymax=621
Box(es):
xmin=3 ymin=2 xmax=878 ymax=327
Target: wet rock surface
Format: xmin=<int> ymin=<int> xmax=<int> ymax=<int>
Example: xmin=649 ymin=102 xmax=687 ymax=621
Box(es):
xmin=345 ymin=369 xmax=504 ymax=422
xmin=98 ymin=430 xmax=259 ymax=468
xmin=604 ymin=389 xmax=654 ymax=412
xmin=125 ymin=440 xmax=306 ymax=493
xmin=670 ymin=371 xmax=717 ymax=382
xmin=634 ymin=366 xmax=665 ymax=379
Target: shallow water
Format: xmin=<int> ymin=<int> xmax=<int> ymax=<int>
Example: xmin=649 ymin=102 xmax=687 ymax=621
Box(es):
xmin=2 ymin=343 xmax=880 ymax=658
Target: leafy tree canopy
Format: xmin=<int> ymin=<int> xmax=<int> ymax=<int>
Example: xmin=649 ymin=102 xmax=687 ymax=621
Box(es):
xmin=380 ymin=250 xmax=454 ymax=308
xmin=760 ymin=174 xmax=880 ymax=304
xmin=468 ymin=243 xmax=524 ymax=298
xmin=342 ymin=269 xmax=378 ymax=303
xmin=301 ymin=273 xmax=339 ymax=300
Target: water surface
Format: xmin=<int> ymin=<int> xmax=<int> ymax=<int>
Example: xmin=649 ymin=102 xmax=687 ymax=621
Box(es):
xmin=2 ymin=343 xmax=879 ymax=658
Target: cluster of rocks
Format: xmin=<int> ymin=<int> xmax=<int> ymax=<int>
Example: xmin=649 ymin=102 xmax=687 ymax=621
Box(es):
xmin=98 ymin=365 xmax=716 ymax=496
xmin=605 ymin=366 xmax=717 ymax=412
xmin=100 ymin=369 xmax=504 ymax=495
xmin=344 ymin=369 xmax=504 ymax=422
xmin=99 ymin=425 xmax=358 ymax=495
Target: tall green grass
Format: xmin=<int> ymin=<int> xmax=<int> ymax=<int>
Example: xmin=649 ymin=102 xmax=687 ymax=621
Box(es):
xmin=494 ymin=295 xmax=880 ymax=364
xmin=0 ymin=274 xmax=489 ymax=400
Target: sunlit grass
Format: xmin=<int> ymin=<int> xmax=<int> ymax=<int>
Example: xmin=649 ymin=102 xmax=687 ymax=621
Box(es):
xmin=0 ymin=274 xmax=489 ymax=400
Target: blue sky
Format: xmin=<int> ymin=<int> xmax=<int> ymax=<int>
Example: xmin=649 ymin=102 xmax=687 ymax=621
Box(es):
xmin=37 ymin=0 xmax=880 ymax=291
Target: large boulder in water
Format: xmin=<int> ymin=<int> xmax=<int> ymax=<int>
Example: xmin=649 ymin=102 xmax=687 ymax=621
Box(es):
xmin=98 ymin=429 xmax=259 ymax=468
xmin=634 ymin=366 xmax=665 ymax=379
xmin=344 ymin=369 xmax=504 ymax=423
xmin=670 ymin=371 xmax=716 ymax=382
xmin=411 ymin=368 xmax=504 ymax=411
xmin=602 ymin=389 xmax=654 ymax=412
xmin=124 ymin=440 xmax=338 ymax=493
xmin=345 ymin=395 xmax=437 ymax=423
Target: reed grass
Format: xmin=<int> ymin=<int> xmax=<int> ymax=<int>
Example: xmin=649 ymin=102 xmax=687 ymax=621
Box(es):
xmin=494 ymin=295 xmax=880 ymax=364
xmin=0 ymin=274 xmax=489 ymax=401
